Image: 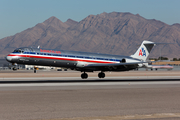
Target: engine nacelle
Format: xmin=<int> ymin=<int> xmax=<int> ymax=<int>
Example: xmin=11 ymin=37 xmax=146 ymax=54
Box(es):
xmin=138 ymin=63 xmax=149 ymax=68
xmin=121 ymin=58 xmax=126 ymax=63
xmin=122 ymin=58 xmax=140 ymax=63
xmin=138 ymin=64 xmax=143 ymax=67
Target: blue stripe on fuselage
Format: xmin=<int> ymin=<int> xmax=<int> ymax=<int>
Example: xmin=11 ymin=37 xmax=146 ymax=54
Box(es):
xmin=14 ymin=52 xmax=122 ymax=62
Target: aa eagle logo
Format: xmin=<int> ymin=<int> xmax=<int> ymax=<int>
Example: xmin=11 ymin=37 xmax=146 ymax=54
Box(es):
xmin=139 ymin=48 xmax=146 ymax=56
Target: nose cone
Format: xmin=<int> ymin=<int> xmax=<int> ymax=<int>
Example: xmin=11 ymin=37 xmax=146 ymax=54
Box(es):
xmin=6 ymin=55 xmax=12 ymax=62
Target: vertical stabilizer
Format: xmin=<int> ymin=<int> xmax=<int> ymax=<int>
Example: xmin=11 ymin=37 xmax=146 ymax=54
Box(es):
xmin=131 ymin=40 xmax=155 ymax=61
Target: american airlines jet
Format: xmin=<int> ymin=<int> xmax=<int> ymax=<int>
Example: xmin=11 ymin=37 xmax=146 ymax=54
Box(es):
xmin=6 ymin=40 xmax=155 ymax=79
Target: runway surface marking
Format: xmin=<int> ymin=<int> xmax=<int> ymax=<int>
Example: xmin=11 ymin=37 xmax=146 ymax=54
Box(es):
xmin=1 ymin=81 xmax=180 ymax=87
xmin=1 ymin=76 xmax=180 ymax=80
xmin=42 ymin=113 xmax=180 ymax=120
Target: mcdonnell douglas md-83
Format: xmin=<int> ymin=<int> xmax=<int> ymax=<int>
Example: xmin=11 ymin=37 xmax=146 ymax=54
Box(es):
xmin=6 ymin=40 xmax=155 ymax=79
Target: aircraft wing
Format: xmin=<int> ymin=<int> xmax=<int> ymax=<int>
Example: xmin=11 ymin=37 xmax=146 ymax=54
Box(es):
xmin=83 ymin=62 xmax=146 ymax=68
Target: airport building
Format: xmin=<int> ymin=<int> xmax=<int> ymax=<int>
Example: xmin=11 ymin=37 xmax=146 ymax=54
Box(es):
xmin=152 ymin=61 xmax=180 ymax=66
xmin=0 ymin=59 xmax=9 ymax=70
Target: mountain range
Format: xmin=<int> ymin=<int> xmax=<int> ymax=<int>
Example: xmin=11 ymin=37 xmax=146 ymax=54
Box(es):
xmin=0 ymin=12 xmax=180 ymax=59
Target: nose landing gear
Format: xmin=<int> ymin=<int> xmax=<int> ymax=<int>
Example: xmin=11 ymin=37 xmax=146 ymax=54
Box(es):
xmin=12 ymin=67 xmax=17 ymax=71
xmin=34 ymin=66 xmax=38 ymax=73
xmin=12 ymin=63 xmax=17 ymax=71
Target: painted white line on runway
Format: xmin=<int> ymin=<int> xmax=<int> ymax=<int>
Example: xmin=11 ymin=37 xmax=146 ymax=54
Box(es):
xmin=1 ymin=81 xmax=180 ymax=87
xmin=0 ymin=76 xmax=180 ymax=80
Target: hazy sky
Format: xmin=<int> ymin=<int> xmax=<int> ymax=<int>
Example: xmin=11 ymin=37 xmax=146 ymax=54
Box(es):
xmin=0 ymin=0 xmax=180 ymax=39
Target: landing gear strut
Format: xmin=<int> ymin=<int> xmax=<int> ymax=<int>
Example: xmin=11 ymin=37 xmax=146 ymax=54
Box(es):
xmin=81 ymin=72 xmax=88 ymax=79
xmin=34 ymin=66 xmax=38 ymax=73
xmin=98 ymin=72 xmax=105 ymax=78
xmin=12 ymin=63 xmax=17 ymax=71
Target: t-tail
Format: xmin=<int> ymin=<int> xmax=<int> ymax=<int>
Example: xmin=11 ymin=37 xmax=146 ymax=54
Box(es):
xmin=131 ymin=40 xmax=155 ymax=61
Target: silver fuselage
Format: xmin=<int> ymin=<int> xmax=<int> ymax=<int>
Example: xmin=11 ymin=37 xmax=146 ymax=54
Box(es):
xmin=6 ymin=47 xmax=140 ymax=72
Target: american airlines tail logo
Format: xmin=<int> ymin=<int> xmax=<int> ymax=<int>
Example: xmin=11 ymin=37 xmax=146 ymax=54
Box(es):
xmin=139 ymin=48 xmax=146 ymax=56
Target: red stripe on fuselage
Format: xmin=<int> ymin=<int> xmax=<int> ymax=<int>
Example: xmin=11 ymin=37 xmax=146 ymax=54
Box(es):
xmin=8 ymin=54 xmax=116 ymax=64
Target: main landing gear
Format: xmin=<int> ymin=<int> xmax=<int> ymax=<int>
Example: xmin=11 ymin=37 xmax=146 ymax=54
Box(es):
xmin=81 ymin=72 xmax=105 ymax=79
xmin=98 ymin=72 xmax=105 ymax=78
xmin=81 ymin=72 xmax=88 ymax=79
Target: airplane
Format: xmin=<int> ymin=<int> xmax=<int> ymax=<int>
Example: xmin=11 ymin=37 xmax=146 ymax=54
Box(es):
xmin=6 ymin=40 xmax=155 ymax=79
xmin=148 ymin=64 xmax=173 ymax=71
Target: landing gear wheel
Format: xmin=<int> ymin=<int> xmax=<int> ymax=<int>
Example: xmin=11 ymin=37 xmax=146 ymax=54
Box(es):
xmin=98 ymin=72 xmax=105 ymax=78
xmin=81 ymin=73 xmax=88 ymax=79
xmin=13 ymin=67 xmax=17 ymax=71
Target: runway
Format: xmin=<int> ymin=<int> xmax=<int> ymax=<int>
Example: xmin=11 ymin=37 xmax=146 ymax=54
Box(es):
xmin=0 ymin=71 xmax=180 ymax=120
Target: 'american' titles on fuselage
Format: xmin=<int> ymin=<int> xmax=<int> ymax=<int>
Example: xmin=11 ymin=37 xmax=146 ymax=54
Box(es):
xmin=6 ymin=40 xmax=155 ymax=79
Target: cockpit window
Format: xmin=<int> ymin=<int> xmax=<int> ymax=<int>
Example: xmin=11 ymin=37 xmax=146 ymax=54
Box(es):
xmin=13 ymin=49 xmax=24 ymax=53
xmin=13 ymin=47 xmax=34 ymax=53
xmin=13 ymin=49 xmax=19 ymax=53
